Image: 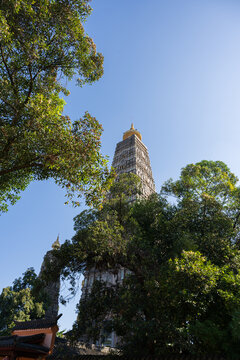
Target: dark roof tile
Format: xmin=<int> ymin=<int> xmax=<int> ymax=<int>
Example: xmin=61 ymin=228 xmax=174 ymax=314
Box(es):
xmin=13 ymin=314 xmax=62 ymax=331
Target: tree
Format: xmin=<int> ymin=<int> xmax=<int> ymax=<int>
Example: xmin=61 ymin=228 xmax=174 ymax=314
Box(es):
xmin=53 ymin=173 xmax=142 ymax=281
xmin=0 ymin=268 xmax=47 ymax=335
xmin=57 ymin=161 xmax=240 ymax=358
xmin=162 ymin=160 xmax=240 ymax=266
xmin=0 ymin=0 xmax=112 ymax=213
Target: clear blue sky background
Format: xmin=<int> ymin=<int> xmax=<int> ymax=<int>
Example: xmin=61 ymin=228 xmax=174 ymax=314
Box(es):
xmin=1 ymin=0 xmax=240 ymax=330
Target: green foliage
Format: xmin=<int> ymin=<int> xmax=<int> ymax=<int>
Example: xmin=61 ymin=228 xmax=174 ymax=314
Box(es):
xmin=58 ymin=161 xmax=240 ymax=357
xmin=72 ymin=281 xmax=116 ymax=344
xmin=0 ymin=0 xmax=113 ymax=213
xmin=0 ymin=268 xmax=47 ymax=335
xmin=162 ymin=160 xmax=239 ymax=203
xmin=55 ymin=173 xmax=142 ymax=282
xmin=162 ymin=160 xmax=240 ymax=266
xmin=57 ymin=329 xmax=67 ymax=339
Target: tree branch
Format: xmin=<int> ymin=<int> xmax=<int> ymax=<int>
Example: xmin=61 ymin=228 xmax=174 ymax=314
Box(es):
xmin=0 ymin=43 xmax=16 ymax=93
xmin=23 ymin=63 xmax=34 ymax=106
xmin=0 ymin=162 xmax=42 ymax=177
xmin=0 ymin=96 xmax=17 ymax=111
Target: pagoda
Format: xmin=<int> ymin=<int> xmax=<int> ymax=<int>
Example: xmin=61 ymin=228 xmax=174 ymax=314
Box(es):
xmin=80 ymin=125 xmax=155 ymax=347
xmin=112 ymin=123 xmax=155 ymax=197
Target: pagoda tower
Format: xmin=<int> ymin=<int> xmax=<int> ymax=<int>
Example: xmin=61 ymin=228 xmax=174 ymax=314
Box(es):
xmin=38 ymin=236 xmax=61 ymax=319
xmin=80 ymin=125 xmax=155 ymax=347
xmin=112 ymin=124 xmax=155 ymax=197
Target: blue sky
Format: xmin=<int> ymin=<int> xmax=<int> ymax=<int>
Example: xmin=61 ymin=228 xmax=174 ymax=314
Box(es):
xmin=1 ymin=0 xmax=240 ymax=330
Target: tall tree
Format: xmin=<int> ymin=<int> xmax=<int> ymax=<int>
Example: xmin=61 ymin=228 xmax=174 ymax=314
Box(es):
xmin=57 ymin=161 xmax=240 ymax=358
xmin=0 ymin=0 xmax=112 ymax=213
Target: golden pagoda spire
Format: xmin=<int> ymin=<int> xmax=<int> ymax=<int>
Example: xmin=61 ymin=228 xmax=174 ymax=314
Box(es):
xmin=123 ymin=124 xmax=142 ymax=141
xmin=52 ymin=234 xmax=60 ymax=250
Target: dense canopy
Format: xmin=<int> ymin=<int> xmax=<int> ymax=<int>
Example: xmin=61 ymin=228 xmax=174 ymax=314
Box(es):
xmin=56 ymin=162 xmax=240 ymax=358
xmin=0 ymin=0 xmax=112 ymax=213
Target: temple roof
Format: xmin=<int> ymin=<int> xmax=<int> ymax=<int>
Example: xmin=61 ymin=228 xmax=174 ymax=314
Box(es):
xmin=123 ymin=123 xmax=142 ymax=141
xmin=13 ymin=314 xmax=62 ymax=330
xmin=0 ymin=334 xmax=49 ymax=357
